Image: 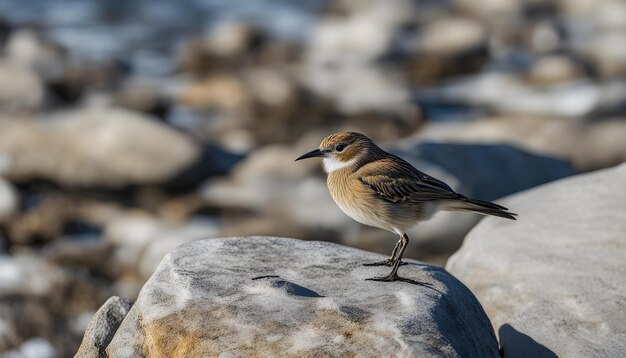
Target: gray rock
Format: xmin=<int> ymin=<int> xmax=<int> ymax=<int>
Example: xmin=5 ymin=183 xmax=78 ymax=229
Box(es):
xmin=0 ymin=254 xmax=63 ymax=297
xmin=447 ymin=163 xmax=626 ymax=357
xmin=418 ymin=115 xmax=626 ymax=172
xmin=394 ymin=142 xmax=576 ymax=201
xmin=0 ymin=61 xmax=45 ymax=110
xmin=0 ymin=176 xmax=17 ymax=224
xmin=104 ymin=214 xmax=221 ymax=280
xmin=304 ymin=0 xmax=413 ymax=114
xmin=3 ymin=337 xmax=56 ymax=358
xmin=75 ymin=296 xmax=133 ymax=358
xmin=104 ymin=237 xmax=499 ymax=357
xmin=419 ymin=72 xmax=626 ymax=117
xmin=0 ymin=106 xmax=199 ymax=187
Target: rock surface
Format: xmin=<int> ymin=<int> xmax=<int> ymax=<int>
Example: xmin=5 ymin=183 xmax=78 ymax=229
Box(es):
xmin=447 ymin=164 xmax=626 ymax=357
xmin=418 ymin=115 xmax=626 ymax=171
xmin=75 ymin=296 xmax=133 ymax=358
xmin=104 ymin=237 xmax=499 ymax=357
xmin=0 ymin=106 xmax=199 ymax=187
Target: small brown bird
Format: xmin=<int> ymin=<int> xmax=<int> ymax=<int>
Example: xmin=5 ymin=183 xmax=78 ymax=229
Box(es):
xmin=296 ymin=132 xmax=516 ymax=285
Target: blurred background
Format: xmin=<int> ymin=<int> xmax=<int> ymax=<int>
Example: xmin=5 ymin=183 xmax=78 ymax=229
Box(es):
xmin=0 ymin=0 xmax=624 ymax=356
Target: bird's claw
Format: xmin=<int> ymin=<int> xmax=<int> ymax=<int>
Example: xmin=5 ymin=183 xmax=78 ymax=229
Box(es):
xmin=366 ymin=274 xmax=433 ymax=287
xmin=362 ymin=260 xmax=407 ymax=267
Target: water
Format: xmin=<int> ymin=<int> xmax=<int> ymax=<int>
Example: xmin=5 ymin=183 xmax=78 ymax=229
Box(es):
xmin=0 ymin=0 xmax=326 ymax=76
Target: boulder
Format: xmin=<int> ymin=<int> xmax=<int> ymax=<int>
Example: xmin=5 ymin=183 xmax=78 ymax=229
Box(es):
xmin=103 ymin=237 xmax=499 ymax=357
xmin=0 ymin=106 xmax=199 ymax=187
xmin=447 ymin=164 xmax=626 ymax=357
xmin=75 ymin=296 xmax=133 ymax=358
xmin=418 ymin=115 xmax=626 ymax=171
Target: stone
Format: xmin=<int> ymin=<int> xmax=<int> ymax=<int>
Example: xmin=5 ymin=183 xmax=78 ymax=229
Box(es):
xmin=447 ymin=164 xmax=626 ymax=357
xmin=104 ymin=237 xmax=499 ymax=357
xmin=418 ymin=115 xmax=626 ymax=171
xmin=417 ymin=17 xmax=486 ymax=56
xmin=104 ymin=214 xmax=221 ymax=280
xmin=4 ymin=29 xmax=66 ymax=82
xmin=420 ymin=72 xmax=626 ymax=117
xmin=0 ymin=254 xmax=63 ymax=297
xmin=0 ymin=106 xmax=199 ymax=187
xmin=177 ymin=76 xmax=251 ymax=111
xmin=0 ymin=61 xmax=45 ymax=110
xmin=75 ymin=296 xmax=133 ymax=358
xmin=526 ymin=55 xmax=582 ymax=85
xmin=3 ymin=337 xmax=56 ymax=358
xmin=200 ymin=138 xmax=351 ymax=242
xmin=0 ymin=177 xmax=17 ymax=224
xmin=304 ymin=0 xmax=413 ymax=115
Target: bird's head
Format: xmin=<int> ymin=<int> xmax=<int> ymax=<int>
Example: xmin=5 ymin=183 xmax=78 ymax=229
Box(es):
xmin=295 ymin=132 xmax=376 ymax=173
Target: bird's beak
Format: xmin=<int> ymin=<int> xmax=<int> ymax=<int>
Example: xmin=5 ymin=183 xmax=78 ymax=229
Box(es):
xmin=295 ymin=148 xmax=324 ymax=161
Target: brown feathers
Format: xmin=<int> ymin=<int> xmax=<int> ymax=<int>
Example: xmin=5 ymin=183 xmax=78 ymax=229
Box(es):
xmin=318 ymin=132 xmax=517 ymax=232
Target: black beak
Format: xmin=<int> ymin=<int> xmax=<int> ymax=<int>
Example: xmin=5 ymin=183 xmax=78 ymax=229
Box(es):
xmin=295 ymin=148 xmax=324 ymax=161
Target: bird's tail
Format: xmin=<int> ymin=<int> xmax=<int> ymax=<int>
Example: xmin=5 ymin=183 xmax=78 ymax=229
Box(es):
xmin=442 ymin=197 xmax=517 ymax=220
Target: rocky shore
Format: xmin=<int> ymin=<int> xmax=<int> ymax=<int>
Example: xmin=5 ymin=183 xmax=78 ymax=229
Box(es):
xmin=0 ymin=0 xmax=624 ymax=356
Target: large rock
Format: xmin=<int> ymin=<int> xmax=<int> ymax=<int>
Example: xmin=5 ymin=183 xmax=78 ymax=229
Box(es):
xmin=418 ymin=115 xmax=626 ymax=171
xmin=103 ymin=237 xmax=499 ymax=357
xmin=447 ymin=164 xmax=626 ymax=357
xmin=0 ymin=106 xmax=212 ymax=187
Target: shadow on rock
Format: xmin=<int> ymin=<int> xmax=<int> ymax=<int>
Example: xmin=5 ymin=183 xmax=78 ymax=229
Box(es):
xmin=499 ymin=324 xmax=557 ymax=358
xmin=252 ymin=275 xmax=324 ymax=298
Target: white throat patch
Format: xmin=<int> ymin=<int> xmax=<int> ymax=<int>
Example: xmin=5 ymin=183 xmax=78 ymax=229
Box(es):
xmin=323 ymin=156 xmax=358 ymax=173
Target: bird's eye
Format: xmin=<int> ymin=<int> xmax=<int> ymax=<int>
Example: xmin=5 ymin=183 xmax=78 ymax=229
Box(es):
xmin=335 ymin=144 xmax=347 ymax=152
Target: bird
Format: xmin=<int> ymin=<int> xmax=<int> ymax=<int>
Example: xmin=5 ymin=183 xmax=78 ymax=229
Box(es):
xmin=295 ymin=132 xmax=516 ymax=285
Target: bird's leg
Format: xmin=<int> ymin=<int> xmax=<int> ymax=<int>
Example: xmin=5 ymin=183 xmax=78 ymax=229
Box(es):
xmin=362 ymin=237 xmax=407 ymax=267
xmin=366 ymin=233 xmax=431 ymax=286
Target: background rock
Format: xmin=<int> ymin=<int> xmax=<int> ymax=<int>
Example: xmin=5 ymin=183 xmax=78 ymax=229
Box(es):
xmin=0 ymin=177 xmax=17 ymax=224
xmin=0 ymin=106 xmax=199 ymax=187
xmin=0 ymin=61 xmax=45 ymax=111
xmin=418 ymin=116 xmax=626 ymax=171
xmin=105 ymin=237 xmax=499 ymax=357
xmin=75 ymin=296 xmax=132 ymax=358
xmin=447 ymin=164 xmax=626 ymax=357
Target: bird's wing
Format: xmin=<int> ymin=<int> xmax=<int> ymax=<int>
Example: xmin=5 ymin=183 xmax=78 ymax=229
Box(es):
xmin=357 ymin=156 xmax=462 ymax=204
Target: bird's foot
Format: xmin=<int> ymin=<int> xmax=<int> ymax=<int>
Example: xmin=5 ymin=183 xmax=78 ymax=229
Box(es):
xmin=362 ymin=260 xmax=407 ymax=267
xmin=366 ymin=273 xmax=433 ymax=287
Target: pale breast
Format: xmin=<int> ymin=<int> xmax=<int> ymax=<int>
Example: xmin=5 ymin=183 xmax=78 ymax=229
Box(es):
xmin=327 ymin=171 xmax=393 ymax=232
